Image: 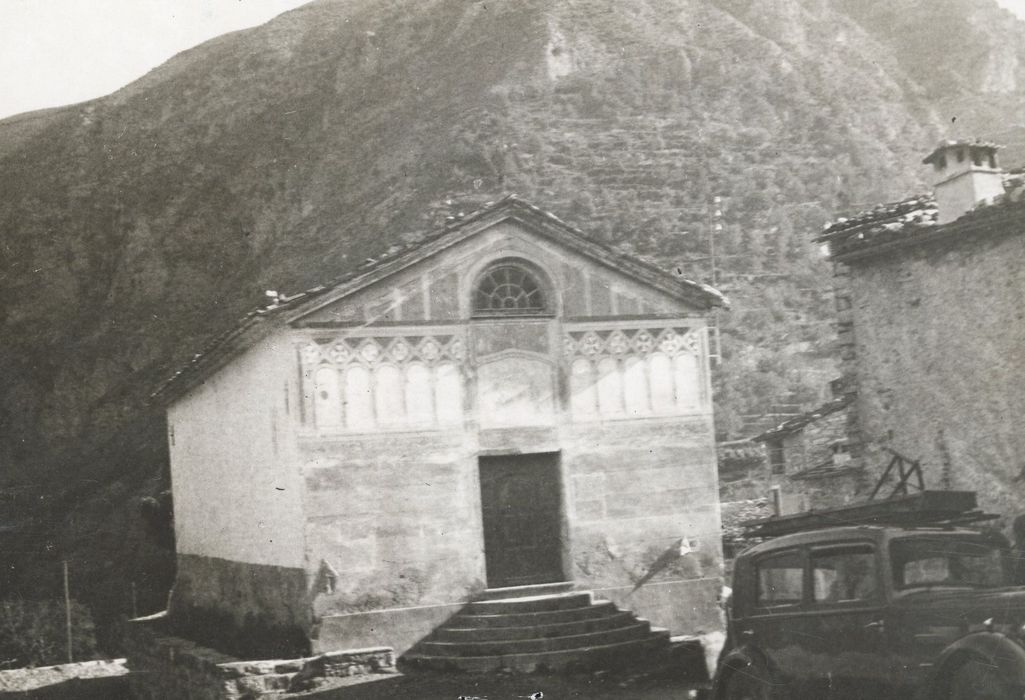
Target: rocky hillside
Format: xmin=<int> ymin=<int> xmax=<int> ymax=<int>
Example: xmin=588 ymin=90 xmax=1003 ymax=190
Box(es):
xmin=1 ymin=0 xmax=1022 ymax=644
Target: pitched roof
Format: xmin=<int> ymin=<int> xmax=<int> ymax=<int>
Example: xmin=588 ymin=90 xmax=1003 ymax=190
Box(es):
xmin=152 ymin=195 xmax=726 ymax=404
xmin=788 ymin=461 xmax=862 ymax=481
xmin=750 ymin=394 xmax=852 ymax=443
xmin=817 ymin=170 xmax=1025 ymax=262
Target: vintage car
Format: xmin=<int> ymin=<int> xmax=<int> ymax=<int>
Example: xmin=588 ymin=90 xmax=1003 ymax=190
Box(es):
xmin=712 ymin=517 xmax=1025 ymax=700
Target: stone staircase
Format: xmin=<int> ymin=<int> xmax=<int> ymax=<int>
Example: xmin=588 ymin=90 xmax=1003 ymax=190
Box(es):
xmin=402 ymin=583 xmax=670 ymax=673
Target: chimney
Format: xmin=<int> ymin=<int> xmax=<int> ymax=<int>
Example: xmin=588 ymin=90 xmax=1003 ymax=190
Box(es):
xmin=923 ymin=140 xmax=1004 ymax=225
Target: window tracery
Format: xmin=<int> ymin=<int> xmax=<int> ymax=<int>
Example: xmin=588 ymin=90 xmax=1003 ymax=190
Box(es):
xmin=472 ymin=262 xmax=547 ymax=316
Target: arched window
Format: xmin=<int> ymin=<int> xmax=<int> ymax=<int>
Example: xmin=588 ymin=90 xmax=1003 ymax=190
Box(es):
xmin=472 ymin=261 xmax=548 ymax=316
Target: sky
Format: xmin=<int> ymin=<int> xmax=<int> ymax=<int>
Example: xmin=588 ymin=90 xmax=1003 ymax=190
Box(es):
xmin=1 ymin=0 xmax=1024 ymax=121
xmin=0 ymin=0 xmax=312 ymax=119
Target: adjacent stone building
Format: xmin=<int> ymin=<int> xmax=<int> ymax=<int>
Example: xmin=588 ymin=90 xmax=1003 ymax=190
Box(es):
xmin=818 ymin=141 xmax=1025 ymax=520
xmin=150 ymin=196 xmax=727 ymax=663
xmin=750 ymin=392 xmax=865 ymax=513
xmin=717 ymin=389 xmax=862 ymax=565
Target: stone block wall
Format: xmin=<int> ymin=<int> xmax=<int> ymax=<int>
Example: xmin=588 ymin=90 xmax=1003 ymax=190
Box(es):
xmin=564 ymin=416 xmax=723 ymax=635
xmin=0 ymin=661 xmax=128 ymax=700
xmin=125 ymin=613 xmax=394 ymax=700
xmin=780 ymin=469 xmax=868 ymax=513
xmin=779 ymin=407 xmax=849 ymax=475
xmin=839 ymin=222 xmax=1025 ymax=522
xmin=301 ymin=431 xmax=486 ymax=618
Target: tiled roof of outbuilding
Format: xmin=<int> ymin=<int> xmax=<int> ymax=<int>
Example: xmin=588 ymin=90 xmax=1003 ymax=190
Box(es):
xmin=152 ymin=195 xmax=726 ymax=404
xmin=751 ymin=394 xmax=852 ymax=443
xmin=818 ymin=193 xmax=939 ymax=242
xmin=817 ymin=170 xmax=1025 ymax=261
xmin=788 ymin=461 xmax=861 ymax=481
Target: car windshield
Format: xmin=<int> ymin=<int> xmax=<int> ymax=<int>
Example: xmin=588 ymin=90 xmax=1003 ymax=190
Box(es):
xmin=890 ymin=535 xmax=1009 ymax=590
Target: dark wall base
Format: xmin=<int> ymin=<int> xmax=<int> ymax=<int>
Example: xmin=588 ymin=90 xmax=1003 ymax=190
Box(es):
xmin=169 ymin=553 xmax=311 ymax=659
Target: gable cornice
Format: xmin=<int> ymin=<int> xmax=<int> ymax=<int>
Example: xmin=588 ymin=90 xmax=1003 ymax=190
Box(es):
xmin=151 ymin=195 xmax=725 ymax=406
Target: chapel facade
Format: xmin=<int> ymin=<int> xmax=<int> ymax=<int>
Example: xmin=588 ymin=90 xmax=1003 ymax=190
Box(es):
xmin=155 ymin=196 xmax=726 ymax=659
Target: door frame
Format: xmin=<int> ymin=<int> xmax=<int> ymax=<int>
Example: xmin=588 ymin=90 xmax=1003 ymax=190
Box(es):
xmin=476 ymin=450 xmax=569 ymax=588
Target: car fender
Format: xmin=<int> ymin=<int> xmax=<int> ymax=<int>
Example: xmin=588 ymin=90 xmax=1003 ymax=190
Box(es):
xmin=929 ymin=632 xmax=1025 ymax=694
xmin=711 ymin=645 xmax=777 ymax=699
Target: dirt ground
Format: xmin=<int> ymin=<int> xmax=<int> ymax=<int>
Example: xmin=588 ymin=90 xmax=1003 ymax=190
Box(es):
xmin=296 ymin=667 xmax=709 ymax=699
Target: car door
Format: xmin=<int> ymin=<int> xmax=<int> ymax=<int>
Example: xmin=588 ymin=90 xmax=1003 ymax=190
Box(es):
xmin=803 ymin=541 xmax=896 ymax=699
xmin=744 ymin=547 xmax=813 ymax=691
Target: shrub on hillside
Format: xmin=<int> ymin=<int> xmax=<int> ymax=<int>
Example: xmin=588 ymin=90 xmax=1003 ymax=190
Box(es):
xmin=0 ymin=598 xmax=98 ymax=669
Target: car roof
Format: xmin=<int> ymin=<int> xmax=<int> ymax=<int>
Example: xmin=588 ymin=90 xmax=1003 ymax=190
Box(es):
xmin=738 ymin=525 xmax=996 ymax=559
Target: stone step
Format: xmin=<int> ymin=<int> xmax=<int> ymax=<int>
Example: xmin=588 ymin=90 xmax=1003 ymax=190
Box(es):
xmin=433 ymin=611 xmax=638 ymax=642
xmin=403 ymin=629 xmax=671 ymax=674
xmin=418 ymin=621 xmax=653 ymax=657
xmin=465 ymin=591 xmax=593 ymax=615
xmin=474 ymin=582 xmax=575 ymax=601
xmin=454 ymin=601 xmax=618 ymax=628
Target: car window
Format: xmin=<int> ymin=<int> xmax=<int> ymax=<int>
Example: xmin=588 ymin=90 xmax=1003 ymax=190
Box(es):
xmin=811 ymin=545 xmax=877 ymax=603
xmin=756 ymin=549 xmax=803 ymax=607
xmin=891 ymin=536 xmax=1008 ymax=590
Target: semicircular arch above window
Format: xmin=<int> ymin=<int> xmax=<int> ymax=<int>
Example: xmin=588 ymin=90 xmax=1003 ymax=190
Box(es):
xmin=472 ymin=260 xmax=550 ymax=317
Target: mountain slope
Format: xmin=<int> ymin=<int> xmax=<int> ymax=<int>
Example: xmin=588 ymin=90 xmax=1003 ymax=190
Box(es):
xmin=0 ymin=0 xmax=1022 ymax=643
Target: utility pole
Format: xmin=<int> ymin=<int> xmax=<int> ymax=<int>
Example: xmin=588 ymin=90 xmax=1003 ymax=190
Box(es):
xmin=708 ymin=196 xmax=723 ymax=365
xmin=63 ymin=561 xmax=73 ymax=663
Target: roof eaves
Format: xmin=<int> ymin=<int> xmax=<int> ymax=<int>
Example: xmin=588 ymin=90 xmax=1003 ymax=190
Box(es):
xmin=283 ymin=195 xmax=726 ymax=324
xmin=789 ymin=463 xmax=864 ymax=481
xmin=819 ymin=170 xmax=1025 ymax=259
xmin=751 ymin=395 xmax=852 ymax=443
xmin=500 ymin=201 xmax=727 ymax=310
xmin=831 ymin=197 xmax=1025 ymax=264
xmin=816 ymin=194 xmax=937 ymax=243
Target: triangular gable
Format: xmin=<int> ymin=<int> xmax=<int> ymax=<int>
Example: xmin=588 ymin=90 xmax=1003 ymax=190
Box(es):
xmin=152 ymin=196 xmax=725 ymax=404
xmin=282 ymin=195 xmax=723 ymax=325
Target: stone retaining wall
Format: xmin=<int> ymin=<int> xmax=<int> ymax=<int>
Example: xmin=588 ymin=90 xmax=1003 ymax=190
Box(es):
xmin=125 ymin=613 xmax=394 ymax=699
xmin=0 ymin=660 xmax=129 ymax=700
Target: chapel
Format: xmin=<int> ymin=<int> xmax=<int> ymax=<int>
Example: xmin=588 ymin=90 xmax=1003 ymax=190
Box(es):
xmin=154 ymin=196 xmax=727 ymax=666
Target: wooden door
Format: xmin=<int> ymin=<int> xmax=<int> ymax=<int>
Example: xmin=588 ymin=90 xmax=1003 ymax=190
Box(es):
xmin=479 ymin=454 xmax=564 ymax=588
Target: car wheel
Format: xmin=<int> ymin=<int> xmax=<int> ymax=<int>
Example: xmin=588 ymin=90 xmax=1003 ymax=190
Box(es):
xmin=721 ymin=662 xmax=773 ymax=700
xmin=949 ymin=659 xmax=1015 ymax=700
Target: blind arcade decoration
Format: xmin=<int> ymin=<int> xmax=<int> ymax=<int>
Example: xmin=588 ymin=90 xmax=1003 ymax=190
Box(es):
xmin=301 ymin=334 xmax=465 ymax=430
xmin=564 ymin=326 xmax=706 ymax=419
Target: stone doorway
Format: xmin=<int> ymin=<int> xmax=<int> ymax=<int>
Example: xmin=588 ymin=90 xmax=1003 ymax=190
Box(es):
xmin=478 ymin=453 xmax=564 ymax=588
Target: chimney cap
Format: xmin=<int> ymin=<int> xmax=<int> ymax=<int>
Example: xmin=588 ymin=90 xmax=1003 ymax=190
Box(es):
xmin=923 ymin=139 xmax=1001 ymax=166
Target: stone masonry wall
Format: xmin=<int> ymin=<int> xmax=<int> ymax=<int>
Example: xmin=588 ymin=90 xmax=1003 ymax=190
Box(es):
xmin=780 ymin=407 xmax=848 ymax=475
xmin=301 ymin=431 xmax=486 ymax=618
xmin=841 ymin=224 xmax=1025 ymax=522
xmin=169 ymin=554 xmax=311 ymax=659
xmin=777 ymin=407 xmax=867 ymax=512
xmin=564 ymin=415 xmax=723 ymax=635
xmin=781 ymin=470 xmax=867 ymax=513
xmin=125 ymin=613 xmax=395 ymax=700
